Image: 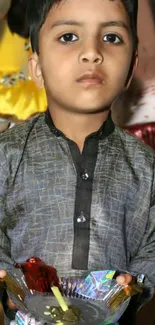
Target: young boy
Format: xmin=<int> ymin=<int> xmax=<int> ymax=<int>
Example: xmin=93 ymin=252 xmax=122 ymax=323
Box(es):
xmin=0 ymin=0 xmax=155 ymax=324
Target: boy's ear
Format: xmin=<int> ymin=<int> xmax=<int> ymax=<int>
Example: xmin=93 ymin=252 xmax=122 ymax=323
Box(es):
xmin=28 ymin=52 xmax=44 ymax=89
xmin=125 ymin=51 xmax=139 ymax=90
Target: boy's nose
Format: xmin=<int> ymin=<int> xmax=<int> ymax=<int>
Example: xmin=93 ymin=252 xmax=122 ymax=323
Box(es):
xmin=79 ymin=41 xmax=103 ymax=65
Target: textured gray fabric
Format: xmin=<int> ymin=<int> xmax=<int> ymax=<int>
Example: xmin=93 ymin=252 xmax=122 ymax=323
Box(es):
xmin=0 ymin=113 xmax=155 ymax=306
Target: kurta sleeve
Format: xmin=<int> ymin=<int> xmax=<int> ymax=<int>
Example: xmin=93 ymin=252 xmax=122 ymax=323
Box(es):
xmin=128 ymin=162 xmax=155 ymax=305
xmin=0 ymin=150 xmax=14 ymax=270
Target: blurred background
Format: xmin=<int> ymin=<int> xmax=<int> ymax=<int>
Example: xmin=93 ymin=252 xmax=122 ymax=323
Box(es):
xmin=0 ymin=0 xmax=47 ymax=130
xmin=113 ymin=0 xmax=155 ymax=151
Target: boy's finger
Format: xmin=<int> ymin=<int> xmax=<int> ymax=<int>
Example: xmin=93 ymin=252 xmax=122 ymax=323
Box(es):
xmin=116 ymin=273 xmax=133 ymax=285
xmin=0 ymin=302 xmax=4 ymax=325
xmin=0 ymin=271 xmax=17 ymax=309
xmin=7 ymin=298 xmax=17 ymax=310
xmin=0 ymin=270 xmax=7 ymax=280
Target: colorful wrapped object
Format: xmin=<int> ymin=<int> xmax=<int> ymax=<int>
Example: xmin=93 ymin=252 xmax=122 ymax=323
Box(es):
xmin=15 ymin=311 xmax=44 ymax=325
xmin=75 ymin=270 xmax=116 ymax=299
xmin=0 ymin=258 xmax=144 ymax=325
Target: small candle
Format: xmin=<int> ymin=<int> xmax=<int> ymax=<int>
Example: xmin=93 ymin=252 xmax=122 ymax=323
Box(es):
xmin=51 ymin=286 xmax=69 ymax=312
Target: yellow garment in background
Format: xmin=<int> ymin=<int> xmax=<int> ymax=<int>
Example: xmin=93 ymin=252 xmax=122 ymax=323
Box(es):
xmin=0 ymin=21 xmax=47 ymax=120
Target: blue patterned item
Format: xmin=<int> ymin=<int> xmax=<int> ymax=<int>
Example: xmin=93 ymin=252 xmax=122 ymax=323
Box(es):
xmin=15 ymin=311 xmax=44 ymax=325
xmin=75 ymin=270 xmax=116 ymax=299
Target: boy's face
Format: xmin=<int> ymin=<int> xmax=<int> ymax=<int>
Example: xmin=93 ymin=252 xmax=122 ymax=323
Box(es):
xmin=29 ymin=0 xmax=138 ymax=114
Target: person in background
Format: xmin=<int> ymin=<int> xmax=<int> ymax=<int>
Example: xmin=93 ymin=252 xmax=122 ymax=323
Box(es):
xmin=112 ymin=0 xmax=155 ymax=150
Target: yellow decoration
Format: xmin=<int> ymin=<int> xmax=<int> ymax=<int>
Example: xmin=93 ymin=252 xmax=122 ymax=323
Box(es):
xmin=0 ymin=21 xmax=47 ymax=121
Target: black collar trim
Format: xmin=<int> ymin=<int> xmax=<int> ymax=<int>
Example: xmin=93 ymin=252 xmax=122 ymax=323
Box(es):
xmin=45 ymin=110 xmax=115 ymax=140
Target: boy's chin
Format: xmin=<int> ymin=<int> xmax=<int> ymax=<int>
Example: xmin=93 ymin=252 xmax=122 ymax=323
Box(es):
xmin=71 ymin=101 xmax=111 ymax=114
xmin=70 ymin=96 xmax=112 ymax=114
xmin=71 ymin=105 xmax=111 ymax=114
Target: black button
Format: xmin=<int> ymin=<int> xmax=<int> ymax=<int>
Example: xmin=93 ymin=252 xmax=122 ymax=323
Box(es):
xmin=80 ymin=171 xmax=89 ymax=181
xmin=52 ymin=128 xmax=61 ymax=137
xmin=77 ymin=212 xmax=86 ymax=223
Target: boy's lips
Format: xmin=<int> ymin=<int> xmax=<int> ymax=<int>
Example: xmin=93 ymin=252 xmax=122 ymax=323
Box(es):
xmin=76 ymin=71 xmax=104 ymax=85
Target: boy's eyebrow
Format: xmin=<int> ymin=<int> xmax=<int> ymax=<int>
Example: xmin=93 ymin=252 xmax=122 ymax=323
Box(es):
xmin=102 ymin=21 xmax=130 ymax=32
xmin=51 ymin=20 xmax=130 ymax=32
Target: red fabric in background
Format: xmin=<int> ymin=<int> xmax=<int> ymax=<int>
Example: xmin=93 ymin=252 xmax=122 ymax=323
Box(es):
xmin=127 ymin=123 xmax=155 ymax=151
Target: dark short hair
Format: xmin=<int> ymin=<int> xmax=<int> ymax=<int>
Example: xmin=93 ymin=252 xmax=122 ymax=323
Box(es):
xmin=8 ymin=0 xmax=29 ymax=38
xmin=27 ymin=0 xmax=138 ymax=54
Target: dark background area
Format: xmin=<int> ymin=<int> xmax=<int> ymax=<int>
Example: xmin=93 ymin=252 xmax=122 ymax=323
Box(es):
xmin=136 ymin=3 xmax=155 ymax=323
xmin=150 ymin=0 xmax=155 ymax=19
xmin=120 ymin=1 xmax=155 ymax=323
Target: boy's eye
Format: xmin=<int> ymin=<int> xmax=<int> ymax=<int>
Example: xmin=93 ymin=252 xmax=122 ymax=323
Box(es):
xmin=103 ymin=33 xmax=122 ymax=44
xmin=59 ymin=33 xmax=78 ymax=43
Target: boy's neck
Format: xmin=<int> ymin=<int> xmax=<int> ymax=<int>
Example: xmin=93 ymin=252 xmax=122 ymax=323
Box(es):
xmin=48 ymin=107 xmax=110 ymax=152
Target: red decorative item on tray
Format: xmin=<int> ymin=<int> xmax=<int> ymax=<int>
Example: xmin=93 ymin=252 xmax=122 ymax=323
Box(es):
xmin=15 ymin=257 xmax=60 ymax=292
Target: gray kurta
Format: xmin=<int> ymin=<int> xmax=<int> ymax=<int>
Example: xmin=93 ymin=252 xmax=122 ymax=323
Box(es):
xmin=0 ymin=113 xmax=155 ymax=304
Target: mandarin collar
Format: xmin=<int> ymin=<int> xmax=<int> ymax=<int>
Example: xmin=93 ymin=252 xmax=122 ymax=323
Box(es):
xmin=45 ymin=110 xmax=115 ymax=140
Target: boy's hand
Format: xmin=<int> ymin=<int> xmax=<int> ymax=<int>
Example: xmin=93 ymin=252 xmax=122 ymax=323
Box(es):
xmin=116 ymin=273 xmax=133 ymax=286
xmin=0 ymin=302 xmax=4 ymax=325
xmin=0 ymin=270 xmax=17 ymax=310
xmin=116 ymin=273 xmax=134 ymax=296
